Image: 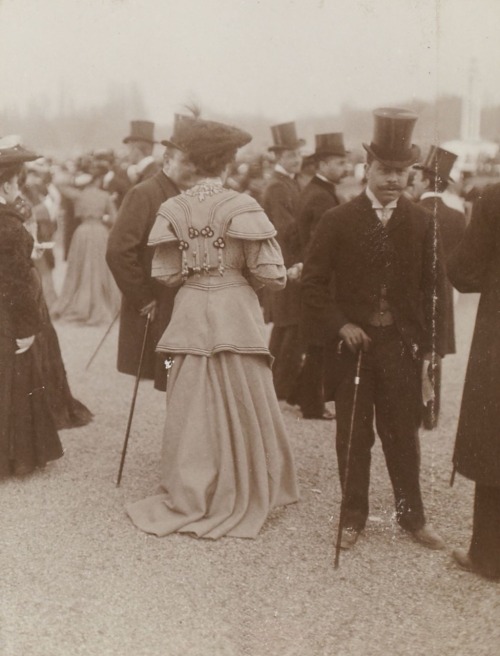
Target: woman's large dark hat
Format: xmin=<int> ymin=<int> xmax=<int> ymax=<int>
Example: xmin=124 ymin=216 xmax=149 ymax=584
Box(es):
xmin=314 ymin=132 xmax=349 ymax=159
xmin=0 ymin=135 xmax=38 ymax=167
xmin=162 ymin=114 xmax=252 ymax=159
xmin=123 ymin=120 xmax=156 ymax=145
xmin=268 ymin=122 xmax=305 ymax=153
xmin=363 ymin=108 xmax=420 ymax=167
xmin=414 ymin=145 xmax=457 ymax=183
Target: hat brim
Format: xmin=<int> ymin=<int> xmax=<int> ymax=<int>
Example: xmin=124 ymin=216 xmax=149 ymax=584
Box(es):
xmin=160 ymin=139 xmax=186 ymax=151
xmin=412 ymin=164 xmax=454 ymax=183
xmin=123 ymin=136 xmax=157 ymax=145
xmin=363 ymin=143 xmax=420 ymax=168
xmin=268 ymin=138 xmax=306 ymax=153
xmin=314 ymin=149 xmax=350 ymax=159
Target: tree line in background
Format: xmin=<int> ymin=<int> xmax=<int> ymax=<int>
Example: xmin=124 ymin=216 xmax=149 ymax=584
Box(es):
xmin=1 ymin=85 xmax=499 ymax=161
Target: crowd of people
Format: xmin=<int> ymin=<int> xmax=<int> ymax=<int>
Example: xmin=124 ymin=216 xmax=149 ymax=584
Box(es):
xmin=0 ymin=106 xmax=498 ymax=582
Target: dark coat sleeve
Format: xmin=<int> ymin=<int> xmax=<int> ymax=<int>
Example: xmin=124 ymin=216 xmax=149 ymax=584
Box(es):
xmin=263 ymin=183 xmax=301 ymax=266
xmin=447 ymin=187 xmax=497 ymax=293
xmin=106 ymin=184 xmax=156 ymax=311
xmin=0 ymin=216 xmax=43 ymax=338
xmin=298 ymin=189 xmax=337 ymax=253
xmin=301 ymin=210 xmax=348 ymax=343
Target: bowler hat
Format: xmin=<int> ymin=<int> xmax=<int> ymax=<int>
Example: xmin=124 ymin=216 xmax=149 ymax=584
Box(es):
xmin=363 ymin=108 xmax=420 ymax=168
xmin=268 ymin=122 xmax=305 ymax=153
xmin=0 ymin=135 xmax=38 ymax=167
xmin=314 ymin=132 xmax=348 ymax=159
xmin=123 ymin=120 xmax=156 ymax=145
xmin=414 ymin=145 xmax=457 ymax=183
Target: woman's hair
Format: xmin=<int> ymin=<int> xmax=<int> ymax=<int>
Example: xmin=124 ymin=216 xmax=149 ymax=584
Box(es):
xmin=0 ymin=164 xmax=23 ymax=186
xmin=189 ymin=148 xmax=237 ymax=178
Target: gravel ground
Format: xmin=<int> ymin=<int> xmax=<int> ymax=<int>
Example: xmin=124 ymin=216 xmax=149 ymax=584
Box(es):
xmin=1 ymin=290 xmax=499 ymax=656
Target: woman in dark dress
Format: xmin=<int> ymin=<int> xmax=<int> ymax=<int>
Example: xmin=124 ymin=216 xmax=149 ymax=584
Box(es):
xmin=448 ymin=182 xmax=500 ymax=581
xmin=0 ymin=137 xmax=63 ymax=476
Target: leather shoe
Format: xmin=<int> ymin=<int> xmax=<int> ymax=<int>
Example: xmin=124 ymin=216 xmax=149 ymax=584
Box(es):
xmin=338 ymin=527 xmax=360 ymax=550
xmin=302 ymin=409 xmax=335 ymax=420
xmin=409 ymin=525 xmax=445 ymax=550
xmin=452 ymin=548 xmax=475 ymax=572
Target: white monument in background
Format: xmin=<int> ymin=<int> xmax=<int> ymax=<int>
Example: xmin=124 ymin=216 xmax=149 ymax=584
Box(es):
xmin=443 ymin=59 xmax=498 ymax=175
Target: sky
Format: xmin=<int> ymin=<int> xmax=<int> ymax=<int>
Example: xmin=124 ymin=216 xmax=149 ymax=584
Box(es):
xmin=0 ymin=0 xmax=499 ymax=123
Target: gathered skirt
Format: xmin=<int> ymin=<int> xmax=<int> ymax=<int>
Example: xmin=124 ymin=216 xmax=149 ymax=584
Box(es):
xmin=51 ymin=220 xmax=120 ymax=325
xmin=126 ymin=352 xmax=299 ymax=539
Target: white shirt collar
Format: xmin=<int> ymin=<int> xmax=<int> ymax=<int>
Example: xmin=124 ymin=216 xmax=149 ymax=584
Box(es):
xmin=275 ymin=164 xmax=295 ymax=179
xmin=137 ymin=155 xmax=155 ymax=175
xmin=0 ymin=196 xmax=6 ymax=205
xmin=420 ymin=191 xmax=443 ymax=201
xmin=315 ymin=174 xmax=333 ymax=185
xmin=365 ymin=185 xmax=398 ymax=210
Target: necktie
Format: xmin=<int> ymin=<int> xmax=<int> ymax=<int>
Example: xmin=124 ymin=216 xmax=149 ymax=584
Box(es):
xmin=380 ymin=207 xmax=391 ymax=226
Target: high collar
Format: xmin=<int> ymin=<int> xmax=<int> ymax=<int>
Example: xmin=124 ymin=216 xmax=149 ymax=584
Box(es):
xmin=420 ymin=191 xmax=443 ymax=201
xmin=274 ymin=164 xmax=295 ymax=180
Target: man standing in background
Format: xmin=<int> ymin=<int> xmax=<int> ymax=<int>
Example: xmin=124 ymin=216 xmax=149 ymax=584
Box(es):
xmin=262 ymin=122 xmax=304 ymax=402
xmin=412 ymin=145 xmax=466 ymax=429
xmin=106 ymin=116 xmax=193 ymax=391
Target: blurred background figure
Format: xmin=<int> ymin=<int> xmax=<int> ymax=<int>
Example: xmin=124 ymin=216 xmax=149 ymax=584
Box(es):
xmin=291 ymin=133 xmax=349 ymax=420
xmin=411 ymin=146 xmax=466 ymax=429
xmin=52 ymin=165 xmax=120 ymax=325
xmin=0 ymin=136 xmax=64 ymax=477
xmin=123 ymin=120 xmax=159 ymax=185
xmin=262 ymin=122 xmax=304 ymax=402
xmin=447 ymin=182 xmax=500 ymax=582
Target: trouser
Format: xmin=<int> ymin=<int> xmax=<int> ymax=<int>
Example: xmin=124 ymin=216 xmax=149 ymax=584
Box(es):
xmin=422 ymin=358 xmax=442 ymax=430
xmin=469 ymin=484 xmax=500 ymax=580
xmin=335 ymin=325 xmax=425 ymax=532
xmin=269 ymin=325 xmax=303 ymax=401
xmin=288 ymin=342 xmax=337 ymax=417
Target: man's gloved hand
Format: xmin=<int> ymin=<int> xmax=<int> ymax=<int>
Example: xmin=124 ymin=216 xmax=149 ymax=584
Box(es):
xmin=338 ymin=323 xmax=371 ymax=353
xmin=139 ymin=299 xmax=157 ymax=322
xmin=15 ymin=335 xmax=35 ymax=354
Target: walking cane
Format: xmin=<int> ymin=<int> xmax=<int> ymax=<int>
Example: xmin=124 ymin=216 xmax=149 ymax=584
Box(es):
xmin=116 ymin=313 xmax=151 ymax=487
xmin=85 ymin=309 xmax=120 ymax=371
xmin=334 ymin=348 xmax=363 ymax=569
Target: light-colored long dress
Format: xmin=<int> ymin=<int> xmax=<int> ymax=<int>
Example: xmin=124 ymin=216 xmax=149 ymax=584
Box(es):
xmin=126 ymin=179 xmax=299 ymax=539
xmin=51 ymin=185 xmax=120 ymax=325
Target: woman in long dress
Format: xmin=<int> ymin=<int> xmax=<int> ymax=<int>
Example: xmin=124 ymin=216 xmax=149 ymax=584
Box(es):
xmin=0 ymin=138 xmax=63 ymax=477
xmin=51 ymin=173 xmax=120 ymax=325
xmin=126 ymin=116 xmax=299 ymax=539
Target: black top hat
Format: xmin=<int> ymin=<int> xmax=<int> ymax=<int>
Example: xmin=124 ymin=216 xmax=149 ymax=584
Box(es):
xmin=123 ymin=120 xmax=156 ymax=145
xmin=414 ymin=145 xmax=457 ymax=183
xmin=0 ymin=135 xmax=38 ymax=168
xmin=363 ymin=108 xmax=420 ymax=167
xmin=161 ymin=114 xmax=194 ymax=151
xmin=314 ymin=133 xmax=348 ymax=159
xmin=268 ymin=122 xmax=305 ymax=152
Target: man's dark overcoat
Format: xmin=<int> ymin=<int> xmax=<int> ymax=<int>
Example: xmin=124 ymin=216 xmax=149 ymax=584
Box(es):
xmin=262 ymin=171 xmax=301 ymax=326
xmin=297 ymin=175 xmax=340 ymax=253
xmin=106 ymin=170 xmax=179 ymax=390
xmin=420 ymin=195 xmax=466 ymax=354
xmin=447 ymin=183 xmax=500 ymax=488
xmin=301 ymin=191 xmax=448 ymax=361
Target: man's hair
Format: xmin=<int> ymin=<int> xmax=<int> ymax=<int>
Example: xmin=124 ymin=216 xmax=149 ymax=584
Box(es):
xmin=0 ymin=164 xmax=22 ymax=186
xmin=421 ymin=169 xmax=448 ymax=194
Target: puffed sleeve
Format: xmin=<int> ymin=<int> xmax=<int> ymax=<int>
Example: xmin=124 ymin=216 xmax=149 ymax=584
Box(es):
xmin=243 ymin=238 xmax=286 ymax=291
xmin=149 ymin=215 xmax=182 ymax=286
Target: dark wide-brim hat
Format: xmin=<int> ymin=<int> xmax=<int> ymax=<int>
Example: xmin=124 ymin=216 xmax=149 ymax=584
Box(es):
xmin=268 ymin=122 xmax=305 ymax=152
xmin=123 ymin=120 xmax=156 ymax=145
xmin=0 ymin=135 xmax=39 ymax=167
xmin=363 ymin=108 xmax=420 ymax=168
xmin=413 ymin=145 xmax=458 ymax=183
xmin=163 ymin=115 xmax=252 ymax=159
xmin=314 ymin=132 xmax=349 ymax=158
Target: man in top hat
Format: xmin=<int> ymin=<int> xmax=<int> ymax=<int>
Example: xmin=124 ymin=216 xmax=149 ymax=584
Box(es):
xmin=262 ymin=122 xmax=305 ymax=401
xmin=290 ymin=133 xmax=349 ymax=420
xmin=301 ymin=108 xmax=448 ymax=551
xmin=106 ymin=116 xmax=194 ymax=391
xmin=411 ymin=145 xmax=466 ymax=429
xmin=123 ymin=120 xmax=160 ymax=185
